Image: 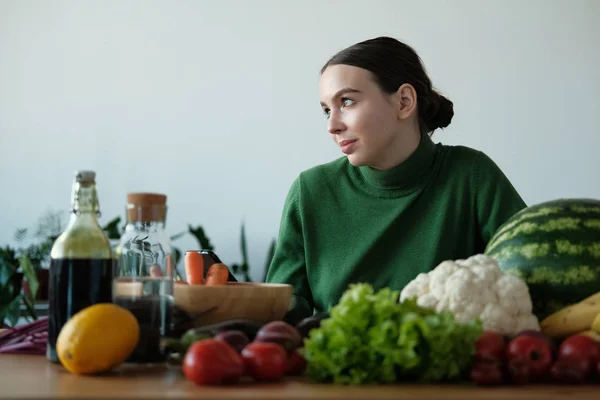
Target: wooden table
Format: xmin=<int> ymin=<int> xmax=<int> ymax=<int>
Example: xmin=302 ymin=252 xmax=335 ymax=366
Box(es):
xmin=0 ymin=354 xmax=599 ymax=399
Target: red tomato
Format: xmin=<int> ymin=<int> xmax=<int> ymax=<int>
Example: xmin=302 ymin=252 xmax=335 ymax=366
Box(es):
xmin=507 ymin=358 xmax=533 ymax=385
xmin=550 ymin=357 xmax=591 ymax=384
xmin=183 ymin=339 xmax=245 ymax=385
xmin=475 ymin=331 xmax=506 ymax=362
xmin=558 ymin=335 xmax=600 ymax=365
xmin=506 ymin=335 xmax=554 ymax=379
xmin=470 ymin=361 xmax=504 ymax=386
xmin=242 ymin=342 xmax=287 ymax=381
xmin=285 ymin=349 xmax=307 ymax=376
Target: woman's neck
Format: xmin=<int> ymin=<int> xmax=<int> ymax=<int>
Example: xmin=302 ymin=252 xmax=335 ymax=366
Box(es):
xmin=369 ymin=125 xmax=422 ymax=170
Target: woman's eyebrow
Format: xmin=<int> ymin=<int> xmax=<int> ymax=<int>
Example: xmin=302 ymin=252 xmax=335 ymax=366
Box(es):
xmin=320 ymin=87 xmax=361 ymax=107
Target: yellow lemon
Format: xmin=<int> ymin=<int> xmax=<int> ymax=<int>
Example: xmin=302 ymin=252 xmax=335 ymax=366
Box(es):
xmin=56 ymin=303 xmax=139 ymax=375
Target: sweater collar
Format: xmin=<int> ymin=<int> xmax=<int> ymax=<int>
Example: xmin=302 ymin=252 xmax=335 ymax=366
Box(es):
xmin=354 ymin=133 xmax=438 ymax=194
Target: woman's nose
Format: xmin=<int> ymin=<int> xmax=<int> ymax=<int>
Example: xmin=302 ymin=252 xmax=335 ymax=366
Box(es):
xmin=327 ymin=110 xmax=346 ymax=134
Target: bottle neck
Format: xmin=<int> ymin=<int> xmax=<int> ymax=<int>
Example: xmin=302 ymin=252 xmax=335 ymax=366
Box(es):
xmin=71 ymin=180 xmax=101 ymax=217
xmin=49 ymin=172 xmax=112 ymax=260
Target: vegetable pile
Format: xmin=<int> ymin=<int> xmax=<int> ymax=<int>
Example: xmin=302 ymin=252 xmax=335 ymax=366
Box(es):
xmin=302 ymin=283 xmax=483 ymax=385
xmin=0 ymin=317 xmax=47 ymax=354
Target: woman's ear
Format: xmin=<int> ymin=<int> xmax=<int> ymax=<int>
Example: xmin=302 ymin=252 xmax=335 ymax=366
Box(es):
xmin=394 ymin=83 xmax=418 ymax=121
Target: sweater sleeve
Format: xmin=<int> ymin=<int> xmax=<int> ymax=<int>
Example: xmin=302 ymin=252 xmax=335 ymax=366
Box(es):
xmin=265 ymin=176 xmax=314 ymax=325
xmin=475 ymin=151 xmax=527 ymax=246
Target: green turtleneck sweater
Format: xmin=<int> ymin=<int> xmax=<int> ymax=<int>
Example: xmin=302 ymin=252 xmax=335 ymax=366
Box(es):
xmin=266 ymin=134 xmax=527 ymax=324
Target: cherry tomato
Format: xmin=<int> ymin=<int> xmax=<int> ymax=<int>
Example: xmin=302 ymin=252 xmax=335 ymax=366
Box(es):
xmin=475 ymin=331 xmax=506 ymax=362
xmin=242 ymin=342 xmax=287 ymax=381
xmin=507 ymin=358 xmax=533 ymax=385
xmin=550 ymin=357 xmax=591 ymax=384
xmin=470 ymin=361 xmax=504 ymax=386
xmin=183 ymin=339 xmax=245 ymax=386
xmin=285 ymin=349 xmax=307 ymax=376
xmin=558 ymin=335 xmax=600 ymax=365
xmin=514 ymin=330 xmax=556 ymax=352
xmin=506 ymin=335 xmax=554 ymax=379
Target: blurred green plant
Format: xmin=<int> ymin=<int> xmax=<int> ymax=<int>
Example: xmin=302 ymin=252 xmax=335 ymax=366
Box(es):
xmin=0 ymin=249 xmax=38 ymax=328
xmin=230 ymin=222 xmax=277 ymax=283
xmin=0 ymin=210 xmax=63 ymax=327
xmin=13 ymin=209 xmax=64 ymax=272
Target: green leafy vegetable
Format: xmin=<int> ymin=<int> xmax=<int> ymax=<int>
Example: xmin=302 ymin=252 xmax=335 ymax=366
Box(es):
xmin=303 ymin=283 xmax=483 ymax=384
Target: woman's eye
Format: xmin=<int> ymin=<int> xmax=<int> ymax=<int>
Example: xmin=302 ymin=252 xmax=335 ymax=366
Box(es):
xmin=341 ymin=98 xmax=355 ymax=107
xmin=322 ymin=108 xmax=331 ymax=119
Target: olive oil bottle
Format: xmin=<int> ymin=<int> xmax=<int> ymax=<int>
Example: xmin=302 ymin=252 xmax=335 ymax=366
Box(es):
xmin=46 ymin=171 xmax=114 ymax=363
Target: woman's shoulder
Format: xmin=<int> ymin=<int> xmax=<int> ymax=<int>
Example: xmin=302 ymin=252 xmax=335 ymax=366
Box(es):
xmin=438 ymin=141 xmax=483 ymax=161
xmin=282 ymin=157 xmax=348 ymax=195
xmin=281 ymin=157 xmax=350 ymax=201
xmin=298 ymin=156 xmax=349 ymax=182
xmin=437 ymin=142 xmax=501 ymax=171
xmin=436 ymin=142 xmax=513 ymax=187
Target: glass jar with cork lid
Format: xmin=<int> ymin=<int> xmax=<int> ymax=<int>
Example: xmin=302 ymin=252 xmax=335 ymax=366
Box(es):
xmin=113 ymin=192 xmax=174 ymax=364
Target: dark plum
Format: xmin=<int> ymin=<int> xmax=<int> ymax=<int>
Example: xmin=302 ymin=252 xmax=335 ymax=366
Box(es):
xmin=214 ymin=330 xmax=250 ymax=353
xmin=255 ymin=321 xmax=302 ymax=351
xmin=296 ymin=315 xmax=328 ymax=338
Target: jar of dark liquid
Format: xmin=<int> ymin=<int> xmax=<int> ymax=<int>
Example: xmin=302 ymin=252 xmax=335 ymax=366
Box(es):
xmin=113 ymin=193 xmax=174 ymax=363
xmin=47 ymin=171 xmax=113 ymax=363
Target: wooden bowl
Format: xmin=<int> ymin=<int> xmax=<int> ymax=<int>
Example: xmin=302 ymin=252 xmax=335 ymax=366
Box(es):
xmin=173 ymin=282 xmax=293 ymax=326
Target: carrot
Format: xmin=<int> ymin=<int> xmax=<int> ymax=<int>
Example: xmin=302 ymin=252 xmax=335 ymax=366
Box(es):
xmin=184 ymin=251 xmax=204 ymax=284
xmin=205 ymin=263 xmax=229 ymax=285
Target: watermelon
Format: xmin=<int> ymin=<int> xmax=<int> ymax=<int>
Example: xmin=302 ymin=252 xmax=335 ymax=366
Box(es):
xmin=484 ymin=198 xmax=600 ymax=320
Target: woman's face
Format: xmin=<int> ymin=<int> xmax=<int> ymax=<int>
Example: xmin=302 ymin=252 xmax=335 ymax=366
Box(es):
xmin=319 ymin=64 xmax=407 ymax=169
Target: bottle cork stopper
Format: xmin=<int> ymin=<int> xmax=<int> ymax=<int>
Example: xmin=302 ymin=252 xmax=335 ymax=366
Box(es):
xmin=75 ymin=170 xmax=96 ymax=183
xmin=127 ymin=193 xmax=167 ymax=206
xmin=126 ymin=192 xmax=167 ymax=222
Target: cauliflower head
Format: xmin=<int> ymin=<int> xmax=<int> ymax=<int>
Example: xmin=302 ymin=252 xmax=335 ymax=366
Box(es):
xmin=399 ymin=254 xmax=539 ymax=336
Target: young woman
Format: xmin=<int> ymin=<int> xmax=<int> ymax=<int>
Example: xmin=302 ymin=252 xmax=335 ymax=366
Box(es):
xmin=266 ymin=36 xmax=526 ymax=323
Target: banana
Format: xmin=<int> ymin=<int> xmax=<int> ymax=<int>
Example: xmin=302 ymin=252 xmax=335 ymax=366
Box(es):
xmin=579 ymin=292 xmax=600 ymax=306
xmin=540 ymin=293 xmax=600 ymax=338
xmin=592 ymin=313 xmax=600 ymax=333
xmin=578 ymin=329 xmax=600 ymax=342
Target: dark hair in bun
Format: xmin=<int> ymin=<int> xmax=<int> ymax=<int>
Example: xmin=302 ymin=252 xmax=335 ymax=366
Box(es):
xmin=321 ymin=36 xmax=454 ymax=135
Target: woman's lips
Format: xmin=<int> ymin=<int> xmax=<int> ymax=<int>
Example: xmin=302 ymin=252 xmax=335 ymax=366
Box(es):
xmin=339 ymin=139 xmax=357 ymax=154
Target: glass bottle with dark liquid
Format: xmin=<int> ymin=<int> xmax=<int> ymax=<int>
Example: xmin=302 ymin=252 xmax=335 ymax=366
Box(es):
xmin=113 ymin=193 xmax=174 ymax=364
xmin=46 ymin=170 xmax=114 ymax=363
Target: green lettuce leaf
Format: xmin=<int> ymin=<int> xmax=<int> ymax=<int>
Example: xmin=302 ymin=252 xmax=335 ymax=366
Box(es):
xmin=417 ymin=311 xmax=483 ymax=381
xmin=303 ymin=283 xmax=483 ymax=384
